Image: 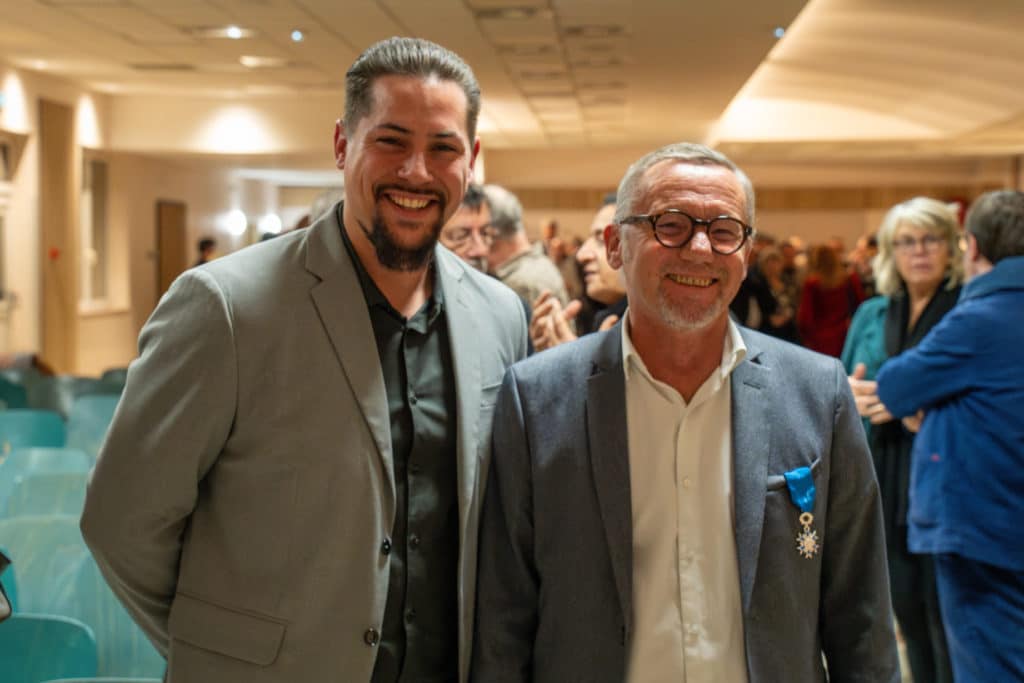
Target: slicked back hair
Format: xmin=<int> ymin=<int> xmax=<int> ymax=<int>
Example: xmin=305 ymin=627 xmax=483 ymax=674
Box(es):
xmin=966 ymin=190 xmax=1024 ymax=264
xmin=344 ymin=36 xmax=481 ymax=142
xmin=614 ymin=142 xmax=756 ymax=227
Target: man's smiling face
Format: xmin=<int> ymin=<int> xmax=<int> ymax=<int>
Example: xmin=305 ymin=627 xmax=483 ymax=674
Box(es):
xmin=335 ymin=73 xmax=477 ymax=271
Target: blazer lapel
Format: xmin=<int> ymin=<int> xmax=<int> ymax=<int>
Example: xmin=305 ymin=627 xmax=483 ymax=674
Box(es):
xmin=436 ymin=251 xmax=483 ymax=539
xmin=586 ymin=330 xmax=633 ymax=632
xmin=305 ymin=214 xmax=395 ymax=505
xmin=731 ymin=331 xmax=771 ymax=615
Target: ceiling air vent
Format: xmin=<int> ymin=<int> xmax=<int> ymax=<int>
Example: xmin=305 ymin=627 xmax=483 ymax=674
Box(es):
xmin=130 ymin=63 xmax=196 ymax=72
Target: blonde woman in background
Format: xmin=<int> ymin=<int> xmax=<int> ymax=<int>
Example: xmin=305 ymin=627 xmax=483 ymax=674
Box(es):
xmin=841 ymin=197 xmax=964 ymax=683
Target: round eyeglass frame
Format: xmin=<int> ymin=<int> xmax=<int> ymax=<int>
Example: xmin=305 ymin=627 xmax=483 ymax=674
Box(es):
xmin=619 ymin=209 xmax=755 ymax=255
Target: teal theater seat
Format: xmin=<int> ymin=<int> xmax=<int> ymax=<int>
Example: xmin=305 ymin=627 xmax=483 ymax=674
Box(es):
xmin=67 ymin=394 xmax=121 ymax=459
xmin=28 ymin=376 xmax=120 ymax=421
xmin=100 ymin=367 xmax=129 ymax=392
xmin=0 ymin=515 xmax=89 ymax=614
xmin=0 ymin=448 xmax=92 ymax=513
xmin=0 ymin=377 xmax=28 ymax=410
xmin=51 ymin=554 xmax=166 ymax=679
xmin=0 ymin=613 xmax=99 ymax=683
xmin=43 ymin=679 xmax=162 ymax=683
xmin=0 ymin=409 xmax=66 ymax=456
xmin=4 ymin=471 xmax=89 ymax=518
xmin=1 ymin=543 xmax=18 ymax=612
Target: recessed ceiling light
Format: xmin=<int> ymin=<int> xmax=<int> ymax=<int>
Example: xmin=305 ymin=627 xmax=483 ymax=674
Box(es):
xmin=291 ymin=29 xmax=305 ymax=42
xmin=240 ymin=55 xmax=291 ymax=69
xmin=184 ymin=25 xmax=256 ymax=40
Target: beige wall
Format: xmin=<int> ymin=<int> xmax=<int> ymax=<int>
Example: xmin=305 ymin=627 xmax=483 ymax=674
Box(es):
xmin=0 ymin=64 xmax=111 ymax=362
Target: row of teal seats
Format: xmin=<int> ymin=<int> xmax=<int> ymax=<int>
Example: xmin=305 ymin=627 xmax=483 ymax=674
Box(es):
xmin=0 ymin=394 xmax=120 ymax=459
xmin=0 ymin=369 xmax=126 ymax=418
xmin=0 ymin=516 xmax=166 ymax=679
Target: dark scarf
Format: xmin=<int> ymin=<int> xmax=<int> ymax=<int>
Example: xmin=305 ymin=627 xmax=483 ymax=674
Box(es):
xmin=884 ymin=279 xmax=961 ymax=357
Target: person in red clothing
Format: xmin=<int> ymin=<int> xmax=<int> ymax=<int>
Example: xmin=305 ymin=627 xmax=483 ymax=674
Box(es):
xmin=797 ymin=243 xmax=865 ymax=356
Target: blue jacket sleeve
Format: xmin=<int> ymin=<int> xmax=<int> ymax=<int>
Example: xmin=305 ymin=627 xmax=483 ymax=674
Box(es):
xmin=875 ymin=303 xmax=977 ymax=417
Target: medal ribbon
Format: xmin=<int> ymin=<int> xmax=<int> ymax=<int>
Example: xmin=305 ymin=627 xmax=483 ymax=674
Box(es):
xmin=783 ymin=466 xmax=815 ymax=514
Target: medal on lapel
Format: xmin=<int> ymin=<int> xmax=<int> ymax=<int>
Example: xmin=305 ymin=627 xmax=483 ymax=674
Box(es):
xmin=783 ymin=466 xmax=819 ymax=559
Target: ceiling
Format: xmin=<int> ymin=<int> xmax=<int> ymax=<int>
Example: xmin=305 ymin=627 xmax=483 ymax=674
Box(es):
xmin=1 ymin=0 xmax=1024 ymax=165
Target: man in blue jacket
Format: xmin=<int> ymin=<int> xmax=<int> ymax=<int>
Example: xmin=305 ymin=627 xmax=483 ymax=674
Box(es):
xmin=876 ymin=189 xmax=1024 ymax=683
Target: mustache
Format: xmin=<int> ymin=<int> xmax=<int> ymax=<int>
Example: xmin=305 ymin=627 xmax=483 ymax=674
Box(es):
xmin=374 ymin=183 xmax=445 ymax=203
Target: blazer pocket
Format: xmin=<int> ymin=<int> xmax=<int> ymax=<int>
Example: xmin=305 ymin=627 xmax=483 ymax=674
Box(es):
xmin=765 ymin=457 xmax=823 ymax=491
xmin=479 ymin=381 xmax=502 ymax=408
xmin=168 ymin=592 xmax=286 ymax=666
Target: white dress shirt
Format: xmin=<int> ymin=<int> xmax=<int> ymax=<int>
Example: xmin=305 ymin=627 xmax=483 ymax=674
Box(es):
xmin=622 ymin=312 xmax=749 ymax=682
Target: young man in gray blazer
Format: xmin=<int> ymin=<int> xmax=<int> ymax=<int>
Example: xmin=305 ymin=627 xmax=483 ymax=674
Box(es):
xmin=472 ymin=143 xmax=900 ymax=682
xmin=81 ymin=37 xmax=527 ymax=682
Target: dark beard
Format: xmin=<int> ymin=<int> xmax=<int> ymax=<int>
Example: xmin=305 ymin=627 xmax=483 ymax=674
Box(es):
xmin=361 ymin=212 xmax=442 ymax=272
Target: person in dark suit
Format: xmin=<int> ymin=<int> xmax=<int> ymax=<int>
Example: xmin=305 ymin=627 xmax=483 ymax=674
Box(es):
xmin=471 ymin=142 xmax=900 ymax=683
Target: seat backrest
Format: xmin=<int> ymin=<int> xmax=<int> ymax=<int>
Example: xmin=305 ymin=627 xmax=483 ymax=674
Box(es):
xmin=0 ymin=515 xmax=88 ymax=614
xmin=0 ymin=448 xmax=92 ymax=512
xmin=100 ymin=367 xmax=129 ymax=392
xmin=66 ymin=394 xmax=121 ymax=459
xmin=0 ymin=543 xmax=18 ymax=612
xmin=28 ymin=376 xmax=119 ymax=420
xmin=41 ymin=678 xmax=163 ymax=683
xmin=0 ymin=377 xmax=28 ymax=410
xmin=0 ymin=613 xmax=98 ymax=683
xmin=0 ymin=409 xmax=66 ymax=455
xmin=4 ymin=471 xmax=89 ymax=518
xmin=51 ymin=554 xmax=166 ymax=678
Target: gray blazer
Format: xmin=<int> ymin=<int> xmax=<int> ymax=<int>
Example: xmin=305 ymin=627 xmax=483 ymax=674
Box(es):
xmin=471 ymin=326 xmax=900 ymax=683
xmin=81 ymin=208 xmax=528 ymax=682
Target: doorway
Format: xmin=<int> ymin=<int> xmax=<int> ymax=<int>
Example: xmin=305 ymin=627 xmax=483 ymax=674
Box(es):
xmin=155 ymin=200 xmax=187 ymax=304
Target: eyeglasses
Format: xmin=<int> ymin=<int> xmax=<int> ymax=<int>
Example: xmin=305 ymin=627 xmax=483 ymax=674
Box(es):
xmin=619 ymin=209 xmax=754 ymax=255
xmin=892 ymin=234 xmax=946 ymax=252
xmin=441 ymin=225 xmax=497 ymax=248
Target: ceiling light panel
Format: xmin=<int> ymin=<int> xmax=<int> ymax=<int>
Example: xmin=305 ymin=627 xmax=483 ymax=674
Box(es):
xmin=184 ymin=25 xmax=257 ymax=39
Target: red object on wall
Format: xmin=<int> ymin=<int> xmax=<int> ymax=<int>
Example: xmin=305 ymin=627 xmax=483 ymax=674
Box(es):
xmin=48 ymin=246 xmax=60 ymax=261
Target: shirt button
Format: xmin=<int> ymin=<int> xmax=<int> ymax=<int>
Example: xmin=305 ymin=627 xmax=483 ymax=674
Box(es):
xmin=409 ymin=392 xmax=418 ymax=405
xmin=410 ymin=463 xmax=421 ymax=475
xmin=406 ymin=608 xmax=417 ymax=622
xmin=682 ymin=477 xmax=692 ymax=489
xmin=363 ymin=628 xmax=380 ymax=646
xmin=409 ymin=533 xmax=420 ymax=549
xmin=380 ymin=538 xmax=392 ymax=555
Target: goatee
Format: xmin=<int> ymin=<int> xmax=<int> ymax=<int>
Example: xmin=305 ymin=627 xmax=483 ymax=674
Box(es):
xmin=362 ymin=213 xmax=443 ymax=272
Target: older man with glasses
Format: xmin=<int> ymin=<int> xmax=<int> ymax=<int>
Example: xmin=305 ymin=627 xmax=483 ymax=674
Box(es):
xmin=471 ymin=142 xmax=900 ymax=683
xmin=439 ymin=183 xmax=498 ymax=273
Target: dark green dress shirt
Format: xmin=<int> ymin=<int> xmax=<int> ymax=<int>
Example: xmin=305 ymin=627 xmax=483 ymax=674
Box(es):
xmin=340 ymin=220 xmax=459 ymax=683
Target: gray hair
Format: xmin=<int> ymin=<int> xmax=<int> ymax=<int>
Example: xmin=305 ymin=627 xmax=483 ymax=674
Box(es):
xmin=873 ymin=197 xmax=964 ymax=296
xmin=614 ymin=142 xmax=756 ymax=226
xmin=965 ymin=190 xmax=1024 ymax=264
xmin=483 ymin=184 xmax=524 ymax=240
xmin=344 ymin=37 xmax=482 ymax=141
